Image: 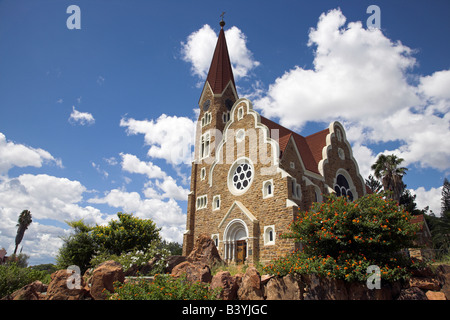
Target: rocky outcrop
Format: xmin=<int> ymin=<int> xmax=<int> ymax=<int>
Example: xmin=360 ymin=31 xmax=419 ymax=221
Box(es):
xmin=210 ymin=271 xmax=239 ymax=300
xmin=265 ymin=274 xmax=303 ymax=300
xmin=46 ymin=269 xmax=90 ymax=300
xmin=186 ymin=233 xmax=223 ymax=267
xmin=436 ymin=264 xmax=450 ymax=299
xmin=3 ymin=280 xmax=47 ymax=300
xmin=397 ymin=286 xmax=428 ymax=300
xmin=237 ymin=267 xmax=264 ymax=300
xmin=88 ymin=260 xmax=125 ymax=300
xmin=165 ymin=255 xmax=186 ymax=273
xmin=171 ymin=261 xmax=212 ymax=283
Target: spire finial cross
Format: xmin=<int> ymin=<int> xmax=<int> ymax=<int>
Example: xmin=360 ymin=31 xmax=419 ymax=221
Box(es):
xmin=219 ymin=12 xmax=226 ymax=28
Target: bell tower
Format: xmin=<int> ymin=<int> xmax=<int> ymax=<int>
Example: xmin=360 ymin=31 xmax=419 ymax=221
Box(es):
xmin=183 ymin=17 xmax=238 ymax=256
xmin=196 ymin=17 xmax=239 ymax=160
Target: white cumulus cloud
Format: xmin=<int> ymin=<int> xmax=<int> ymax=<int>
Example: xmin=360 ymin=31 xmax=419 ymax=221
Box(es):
xmin=88 ymin=188 xmax=186 ymax=243
xmin=0 ymin=132 xmax=62 ymax=175
xmin=69 ymin=106 xmax=95 ymax=125
xmin=0 ymin=173 xmax=108 ymax=264
xmin=181 ymin=24 xmax=259 ymax=81
xmin=120 ymin=114 xmax=196 ymax=165
xmin=252 ymin=8 xmax=450 ymax=173
xmin=411 ymin=186 xmax=443 ymax=216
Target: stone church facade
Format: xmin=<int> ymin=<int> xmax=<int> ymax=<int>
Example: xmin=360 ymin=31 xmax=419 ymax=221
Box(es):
xmin=182 ymin=20 xmax=366 ymax=265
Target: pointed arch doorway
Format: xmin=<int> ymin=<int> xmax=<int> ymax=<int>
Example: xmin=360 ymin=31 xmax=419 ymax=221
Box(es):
xmin=223 ymin=219 xmax=248 ymax=264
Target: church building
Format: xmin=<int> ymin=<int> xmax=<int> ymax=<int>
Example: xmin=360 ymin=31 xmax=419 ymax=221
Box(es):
xmin=182 ymin=19 xmax=366 ymax=265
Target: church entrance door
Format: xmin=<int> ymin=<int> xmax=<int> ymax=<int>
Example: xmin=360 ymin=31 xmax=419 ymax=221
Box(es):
xmin=236 ymin=240 xmax=247 ymax=264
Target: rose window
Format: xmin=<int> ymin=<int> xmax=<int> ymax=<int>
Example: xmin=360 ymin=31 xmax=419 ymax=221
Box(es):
xmin=232 ymin=163 xmax=253 ymax=191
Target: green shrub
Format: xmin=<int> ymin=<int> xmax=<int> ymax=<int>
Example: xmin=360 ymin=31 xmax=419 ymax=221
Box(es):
xmin=91 ymin=212 xmax=161 ymax=256
xmin=56 ymin=213 xmax=162 ymax=273
xmin=264 ymin=193 xmax=423 ymax=282
xmin=56 ymin=220 xmax=97 ymax=274
xmin=0 ymin=263 xmax=50 ymax=298
xmin=108 ymin=274 xmax=220 ymax=300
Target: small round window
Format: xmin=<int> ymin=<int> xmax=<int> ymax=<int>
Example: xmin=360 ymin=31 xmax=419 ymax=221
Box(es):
xmin=232 ymin=163 xmax=253 ymax=191
xmin=228 ymin=159 xmax=253 ymax=194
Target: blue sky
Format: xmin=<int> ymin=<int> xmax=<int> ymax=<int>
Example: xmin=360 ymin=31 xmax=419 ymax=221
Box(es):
xmin=0 ymin=0 xmax=449 ymax=265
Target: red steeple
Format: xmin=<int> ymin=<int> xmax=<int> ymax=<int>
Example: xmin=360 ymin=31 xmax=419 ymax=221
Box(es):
xmin=206 ymin=19 xmax=236 ymax=95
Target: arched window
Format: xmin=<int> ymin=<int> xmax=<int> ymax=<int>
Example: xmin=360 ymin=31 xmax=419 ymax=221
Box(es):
xmin=264 ymin=225 xmax=275 ymax=246
xmin=213 ymin=195 xmax=220 ymax=210
xmin=262 ymin=180 xmax=273 ymax=198
xmin=334 ymin=174 xmax=354 ymax=201
xmin=211 ymin=234 xmax=219 ymax=248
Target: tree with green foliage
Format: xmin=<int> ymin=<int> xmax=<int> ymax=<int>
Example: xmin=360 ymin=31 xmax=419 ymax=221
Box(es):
xmin=371 ymin=154 xmax=408 ymax=202
xmin=424 ymin=179 xmax=450 ymax=259
xmin=442 ymin=178 xmax=450 ymax=214
xmin=56 ymin=213 xmax=162 ymax=273
xmin=91 ymin=212 xmax=161 ymax=256
xmin=365 ymin=174 xmax=382 ymax=194
xmin=158 ymin=240 xmax=182 ymax=256
xmin=265 ymin=193 xmax=421 ymax=282
xmin=14 ymin=210 xmax=32 ymax=255
xmin=399 ymin=189 xmax=426 ymax=216
xmin=56 ymin=220 xmax=97 ymax=273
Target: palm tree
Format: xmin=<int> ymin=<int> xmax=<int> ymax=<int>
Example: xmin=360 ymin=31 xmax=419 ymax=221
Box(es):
xmin=371 ymin=154 xmax=408 ymax=202
xmin=14 ymin=210 xmax=32 ymax=255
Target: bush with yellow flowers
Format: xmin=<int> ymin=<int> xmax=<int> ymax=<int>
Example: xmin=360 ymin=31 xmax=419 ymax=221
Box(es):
xmin=264 ymin=193 xmax=425 ymax=282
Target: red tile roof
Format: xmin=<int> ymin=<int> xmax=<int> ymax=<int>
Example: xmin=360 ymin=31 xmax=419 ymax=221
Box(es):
xmin=260 ymin=116 xmax=329 ymax=174
xmin=206 ymin=26 xmax=236 ymax=94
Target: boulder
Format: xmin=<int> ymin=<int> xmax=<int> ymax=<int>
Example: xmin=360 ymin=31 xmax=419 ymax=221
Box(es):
xmin=165 ymin=255 xmax=186 ymax=273
xmin=425 ymin=291 xmax=446 ymax=300
xmin=46 ymin=269 xmax=89 ymax=300
xmin=260 ymin=274 xmax=275 ymax=285
xmin=187 ymin=234 xmax=223 ymax=267
xmin=210 ymin=271 xmax=239 ymax=300
xmin=436 ymin=264 xmax=450 ymax=300
xmin=397 ymin=287 xmax=428 ymax=300
xmin=410 ymin=266 xmax=435 ymax=278
xmin=237 ymin=267 xmax=264 ymax=300
xmin=88 ymin=260 xmax=125 ymax=300
xmin=409 ymin=276 xmax=441 ymax=291
xmin=301 ymin=274 xmax=348 ymax=300
xmin=6 ymin=280 xmax=47 ymax=300
xmin=171 ymin=261 xmax=212 ymax=283
xmin=265 ymin=274 xmax=303 ymax=300
xmin=346 ymin=281 xmax=399 ymax=300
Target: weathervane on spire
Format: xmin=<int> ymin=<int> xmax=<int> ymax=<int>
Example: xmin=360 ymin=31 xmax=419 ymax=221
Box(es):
xmin=220 ymin=11 xmax=226 ymax=28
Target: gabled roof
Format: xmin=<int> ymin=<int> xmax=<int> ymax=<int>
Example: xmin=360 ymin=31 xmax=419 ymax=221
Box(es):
xmin=205 ymin=22 xmax=236 ymax=95
xmin=260 ymin=116 xmax=329 ymax=175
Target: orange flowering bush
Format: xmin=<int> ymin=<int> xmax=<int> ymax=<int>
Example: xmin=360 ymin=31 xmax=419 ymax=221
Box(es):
xmin=264 ymin=193 xmax=423 ymax=282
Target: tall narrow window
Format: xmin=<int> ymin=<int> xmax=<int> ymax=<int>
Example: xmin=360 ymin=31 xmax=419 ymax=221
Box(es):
xmin=264 ymin=225 xmax=275 ymax=245
xmin=262 ymin=180 xmax=273 ymax=198
xmin=200 ymin=167 xmax=206 ymax=180
xmin=201 ymin=133 xmax=210 ymax=159
xmin=213 ymin=195 xmax=220 ymax=211
xmin=238 ymin=107 xmax=244 ymax=120
xmin=196 ymin=195 xmax=207 ymax=209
